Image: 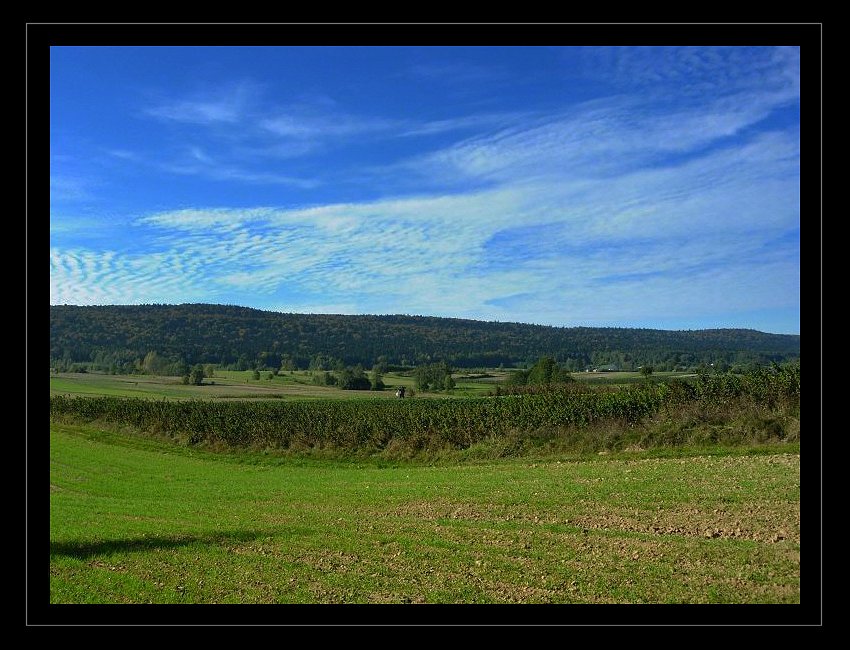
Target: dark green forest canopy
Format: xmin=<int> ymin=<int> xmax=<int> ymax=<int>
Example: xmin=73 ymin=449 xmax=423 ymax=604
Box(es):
xmin=50 ymin=304 xmax=800 ymax=371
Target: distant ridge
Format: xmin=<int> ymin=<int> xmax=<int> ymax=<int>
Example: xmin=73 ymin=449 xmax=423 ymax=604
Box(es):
xmin=50 ymin=303 xmax=800 ymax=371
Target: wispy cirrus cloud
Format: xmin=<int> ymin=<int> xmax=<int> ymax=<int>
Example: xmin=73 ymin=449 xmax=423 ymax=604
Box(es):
xmin=106 ymin=149 xmax=143 ymax=162
xmin=144 ymin=81 xmax=259 ymax=125
xmin=50 ymin=247 xmax=210 ymax=305
xmin=147 ymin=99 xmax=241 ymax=124
xmin=260 ymin=109 xmax=526 ymax=141
xmin=410 ymin=86 xmax=798 ymax=186
xmin=573 ymin=46 xmax=800 ymax=98
xmin=50 ymin=46 xmax=800 ymax=332
xmin=60 ymin=114 xmax=796 ymax=326
xmin=261 ymin=112 xmax=402 ymax=139
xmin=161 ymin=150 xmax=321 ymax=188
xmin=399 ymin=111 xmax=532 ymax=137
xmin=146 ymin=83 xmax=403 ymax=146
xmin=134 ymin=80 xmax=536 ymax=185
xmin=103 ymin=144 xmax=321 ymax=189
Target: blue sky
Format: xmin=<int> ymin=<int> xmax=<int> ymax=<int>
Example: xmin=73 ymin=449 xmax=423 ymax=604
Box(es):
xmin=49 ymin=45 xmax=801 ymax=334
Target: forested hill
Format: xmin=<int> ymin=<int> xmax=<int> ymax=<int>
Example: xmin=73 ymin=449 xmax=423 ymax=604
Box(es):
xmin=50 ymin=304 xmax=800 ymax=372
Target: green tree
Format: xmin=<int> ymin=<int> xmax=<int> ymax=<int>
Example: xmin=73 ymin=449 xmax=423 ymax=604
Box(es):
xmin=173 ymin=359 xmax=189 ymax=378
xmin=143 ymin=350 xmax=168 ymax=375
xmin=526 ymin=357 xmax=574 ymax=385
xmin=311 ymin=372 xmax=337 ymax=386
xmin=640 ymin=365 xmax=654 ymax=379
xmin=337 ymin=365 xmax=371 ymax=390
xmin=190 ymin=365 xmax=205 ymax=386
xmin=414 ymin=361 xmax=453 ymax=391
xmin=505 ymin=369 xmax=529 ymax=386
xmin=527 ymin=356 xmax=556 ymax=384
xmin=252 ymin=369 xmax=261 ymax=380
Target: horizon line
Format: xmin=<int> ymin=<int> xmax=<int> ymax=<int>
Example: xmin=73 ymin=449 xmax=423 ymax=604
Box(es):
xmin=49 ymin=302 xmax=801 ymax=336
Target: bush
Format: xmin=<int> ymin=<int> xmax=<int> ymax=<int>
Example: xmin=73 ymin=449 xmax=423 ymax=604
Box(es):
xmin=312 ymin=372 xmax=337 ymax=386
xmin=191 ymin=365 xmax=205 ymax=386
xmin=370 ymin=369 xmax=385 ymax=391
xmin=414 ymin=361 xmax=453 ymax=392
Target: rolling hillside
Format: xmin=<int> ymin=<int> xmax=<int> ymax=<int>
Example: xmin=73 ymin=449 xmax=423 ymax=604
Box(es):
xmin=50 ymin=304 xmax=800 ymax=371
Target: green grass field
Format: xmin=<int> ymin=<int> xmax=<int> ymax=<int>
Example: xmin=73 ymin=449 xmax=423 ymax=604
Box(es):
xmin=572 ymin=370 xmax=698 ymax=384
xmin=49 ymin=369 xmax=694 ymax=402
xmin=50 ymin=423 xmax=800 ymax=604
xmin=49 ymin=370 xmax=506 ymax=401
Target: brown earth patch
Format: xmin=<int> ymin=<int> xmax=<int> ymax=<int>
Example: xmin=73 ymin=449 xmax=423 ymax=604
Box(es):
xmin=569 ymin=502 xmax=799 ymax=544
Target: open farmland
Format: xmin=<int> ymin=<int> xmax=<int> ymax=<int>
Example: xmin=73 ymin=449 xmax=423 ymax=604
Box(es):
xmin=50 ymin=423 xmax=800 ymax=605
xmin=48 ymin=364 xmax=803 ymax=611
xmin=49 ymin=365 xmax=800 ymax=455
xmin=49 ymin=369 xmax=510 ymax=401
xmin=45 ymin=40 xmax=808 ymax=619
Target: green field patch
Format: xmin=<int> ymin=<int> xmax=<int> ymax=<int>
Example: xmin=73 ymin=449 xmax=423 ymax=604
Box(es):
xmin=50 ymin=371 xmax=467 ymax=401
xmin=50 ymin=423 xmax=800 ymax=604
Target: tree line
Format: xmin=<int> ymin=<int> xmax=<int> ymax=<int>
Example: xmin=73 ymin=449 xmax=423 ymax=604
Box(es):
xmin=50 ymin=303 xmax=800 ymax=374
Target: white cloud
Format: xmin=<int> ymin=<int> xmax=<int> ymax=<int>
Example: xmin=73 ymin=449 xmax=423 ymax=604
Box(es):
xmin=144 ymin=82 xmax=259 ymax=125
xmin=50 ymin=247 xmax=211 ymax=305
xmin=412 ymin=86 xmax=798 ymax=187
xmin=139 ymin=207 xmax=272 ymax=231
xmin=106 ymin=149 xmax=142 ymax=162
xmin=574 ymin=46 xmax=800 ymax=99
xmin=261 ymin=112 xmax=401 ymax=139
xmin=147 ymin=99 xmax=241 ymax=124
xmin=92 ymin=120 xmax=796 ymax=320
xmin=159 ymin=158 xmax=320 ymax=189
xmin=399 ymin=112 xmax=531 ymax=137
xmin=52 ymin=54 xmax=799 ymax=330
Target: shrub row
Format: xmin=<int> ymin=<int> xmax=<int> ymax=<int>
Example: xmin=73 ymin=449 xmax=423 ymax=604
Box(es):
xmin=49 ymin=365 xmax=799 ymax=452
